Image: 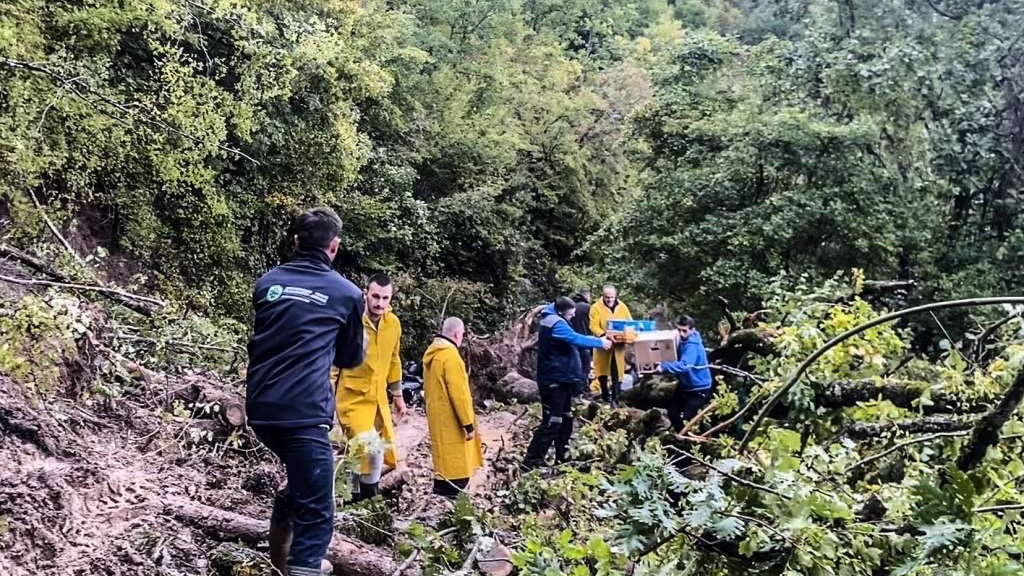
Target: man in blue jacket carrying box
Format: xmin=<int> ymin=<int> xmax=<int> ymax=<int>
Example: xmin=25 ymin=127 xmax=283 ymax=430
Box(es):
xmin=522 ymin=297 xmax=612 ymax=469
xmin=657 ymin=315 xmax=713 ymax=432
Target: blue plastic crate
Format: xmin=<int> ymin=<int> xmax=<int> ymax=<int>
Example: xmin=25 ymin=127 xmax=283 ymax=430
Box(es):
xmin=607 ymin=319 xmax=655 ymax=332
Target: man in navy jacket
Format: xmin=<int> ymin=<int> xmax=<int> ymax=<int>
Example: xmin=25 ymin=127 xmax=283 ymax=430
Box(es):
xmin=522 ymin=297 xmax=611 ymax=469
xmin=246 ymin=207 xmax=365 ymax=576
xmin=657 ymin=315 xmax=713 ymax=432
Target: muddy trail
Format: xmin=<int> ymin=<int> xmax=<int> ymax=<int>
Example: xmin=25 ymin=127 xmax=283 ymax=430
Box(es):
xmin=0 ymin=368 xmax=531 ymax=576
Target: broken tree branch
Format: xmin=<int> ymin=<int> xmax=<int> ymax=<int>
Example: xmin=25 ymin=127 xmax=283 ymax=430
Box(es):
xmin=973 ymin=311 xmax=1023 ymax=363
xmin=846 ymin=431 xmax=970 ymax=474
xmin=26 ymin=189 xmax=82 ymax=263
xmin=665 ymin=446 xmax=791 ymax=500
xmin=842 ymin=415 xmax=978 ymax=440
xmin=165 ymin=496 xmax=397 ymax=576
xmin=957 ymin=368 xmax=1024 ymax=472
xmin=741 ymin=297 xmax=1024 ymax=451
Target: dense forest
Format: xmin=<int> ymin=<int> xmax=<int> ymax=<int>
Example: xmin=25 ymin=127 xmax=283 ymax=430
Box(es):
xmin=3 ymin=0 xmax=1024 ymax=575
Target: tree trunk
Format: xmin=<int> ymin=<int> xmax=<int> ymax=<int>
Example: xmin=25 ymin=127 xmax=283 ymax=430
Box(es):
xmin=843 ymin=415 xmax=978 ymax=440
xmin=490 ymin=371 xmax=539 ymax=404
xmin=622 ymin=377 xmax=984 ymax=416
xmin=126 ymin=362 xmax=246 ymax=427
xmin=166 ymin=497 xmax=399 ymax=576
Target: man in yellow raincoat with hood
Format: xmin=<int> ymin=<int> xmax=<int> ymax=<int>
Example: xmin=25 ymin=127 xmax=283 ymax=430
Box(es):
xmin=333 ymin=272 xmax=408 ymax=501
xmin=589 ymin=284 xmax=632 ymax=408
xmin=423 ymin=317 xmax=482 ymax=497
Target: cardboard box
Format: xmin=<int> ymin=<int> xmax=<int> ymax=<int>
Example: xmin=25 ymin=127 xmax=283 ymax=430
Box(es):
xmin=631 ymin=330 xmax=678 ymax=374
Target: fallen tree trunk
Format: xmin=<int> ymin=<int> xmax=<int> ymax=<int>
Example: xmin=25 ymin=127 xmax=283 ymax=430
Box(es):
xmin=126 ymin=362 xmax=246 ymax=427
xmin=491 ymin=371 xmax=539 ymax=404
xmin=842 ymin=415 xmax=978 ymax=440
xmin=816 ymin=379 xmax=986 ymax=415
xmin=622 ymin=377 xmax=986 ymax=416
xmin=165 ymin=496 xmax=398 ymax=576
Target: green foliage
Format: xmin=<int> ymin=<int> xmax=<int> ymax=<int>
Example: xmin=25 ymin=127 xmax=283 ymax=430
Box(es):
xmin=600 ymin=0 xmax=1024 ymax=336
xmin=1 ymin=0 xmax=667 ymax=354
xmin=0 ymin=294 xmax=89 ymax=394
xmin=439 ymin=286 xmax=1024 ymax=576
xmin=346 ymin=496 xmax=394 ymax=547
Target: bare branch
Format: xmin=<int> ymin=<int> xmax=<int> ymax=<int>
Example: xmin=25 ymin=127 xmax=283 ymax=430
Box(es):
xmin=846 ymin=431 xmax=970 ymax=474
xmin=665 ymin=446 xmax=791 ymax=500
xmin=0 ymin=273 xmax=166 ymax=308
xmin=26 ymin=189 xmax=82 ymax=263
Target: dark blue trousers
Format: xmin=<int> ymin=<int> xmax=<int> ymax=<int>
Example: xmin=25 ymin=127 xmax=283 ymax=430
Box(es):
xmin=253 ymin=425 xmax=334 ymax=570
xmin=523 ymin=382 xmax=575 ymax=467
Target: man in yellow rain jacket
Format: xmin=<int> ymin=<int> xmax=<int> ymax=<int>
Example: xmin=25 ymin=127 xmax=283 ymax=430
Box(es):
xmin=333 ymin=273 xmax=408 ymax=501
xmin=589 ymin=284 xmax=632 ymax=408
xmin=423 ymin=317 xmax=483 ymax=497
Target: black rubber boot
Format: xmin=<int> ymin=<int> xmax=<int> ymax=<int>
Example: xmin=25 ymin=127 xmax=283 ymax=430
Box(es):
xmin=358 ymin=481 xmax=379 ymax=500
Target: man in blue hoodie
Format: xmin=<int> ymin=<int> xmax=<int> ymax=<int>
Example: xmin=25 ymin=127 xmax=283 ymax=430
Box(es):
xmin=522 ymin=297 xmax=611 ymax=469
xmin=246 ymin=207 xmax=365 ymax=576
xmin=657 ymin=315 xmax=713 ymax=432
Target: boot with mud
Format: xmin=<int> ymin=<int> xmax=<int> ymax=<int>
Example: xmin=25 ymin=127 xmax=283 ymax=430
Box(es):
xmin=269 ymin=489 xmax=293 ymax=576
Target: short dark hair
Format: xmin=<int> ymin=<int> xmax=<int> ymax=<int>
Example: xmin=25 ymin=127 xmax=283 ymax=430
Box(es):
xmin=294 ymin=207 xmax=342 ymax=251
xmin=367 ymin=272 xmax=392 ymax=289
xmin=555 ymin=296 xmax=575 ymax=314
xmin=676 ymin=315 xmax=696 ymax=329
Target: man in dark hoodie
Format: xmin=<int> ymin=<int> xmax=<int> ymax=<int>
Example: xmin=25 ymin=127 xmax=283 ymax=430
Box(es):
xmin=522 ymin=297 xmax=611 ymax=469
xmin=657 ymin=315 xmax=713 ymax=432
xmin=245 ymin=207 xmax=365 ymax=576
xmin=569 ymin=289 xmax=592 ymax=397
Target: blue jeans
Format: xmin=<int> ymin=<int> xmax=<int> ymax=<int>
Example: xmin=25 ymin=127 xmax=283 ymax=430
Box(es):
xmin=253 ymin=425 xmax=334 ymax=570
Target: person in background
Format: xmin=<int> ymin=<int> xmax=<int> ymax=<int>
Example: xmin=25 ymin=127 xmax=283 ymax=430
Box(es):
xmin=589 ymin=284 xmax=632 ymax=408
xmin=523 ymin=297 xmax=612 ymax=469
xmin=657 ymin=315 xmax=713 ymax=432
xmin=570 ymin=288 xmax=592 ymax=397
xmin=423 ymin=317 xmax=483 ymax=497
xmin=245 ymin=207 xmax=365 ymax=576
xmin=333 ymin=273 xmax=407 ymax=501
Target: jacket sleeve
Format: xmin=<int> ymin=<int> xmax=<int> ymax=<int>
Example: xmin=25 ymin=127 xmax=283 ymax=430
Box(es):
xmin=443 ymin=353 xmax=475 ymax=429
xmin=333 ymin=296 xmax=366 ymax=369
xmin=552 ymin=318 xmax=605 ymax=349
xmin=661 ymin=341 xmax=699 ymax=375
xmin=589 ymin=304 xmax=604 ymax=337
xmin=387 ymin=320 xmax=403 ymax=393
xmin=622 ymin=302 xmax=633 ymax=321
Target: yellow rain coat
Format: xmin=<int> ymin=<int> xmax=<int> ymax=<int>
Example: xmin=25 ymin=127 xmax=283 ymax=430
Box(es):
xmin=423 ymin=337 xmax=482 ymax=482
xmin=589 ymin=299 xmax=632 ymax=380
xmin=333 ymin=310 xmax=402 ymax=471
